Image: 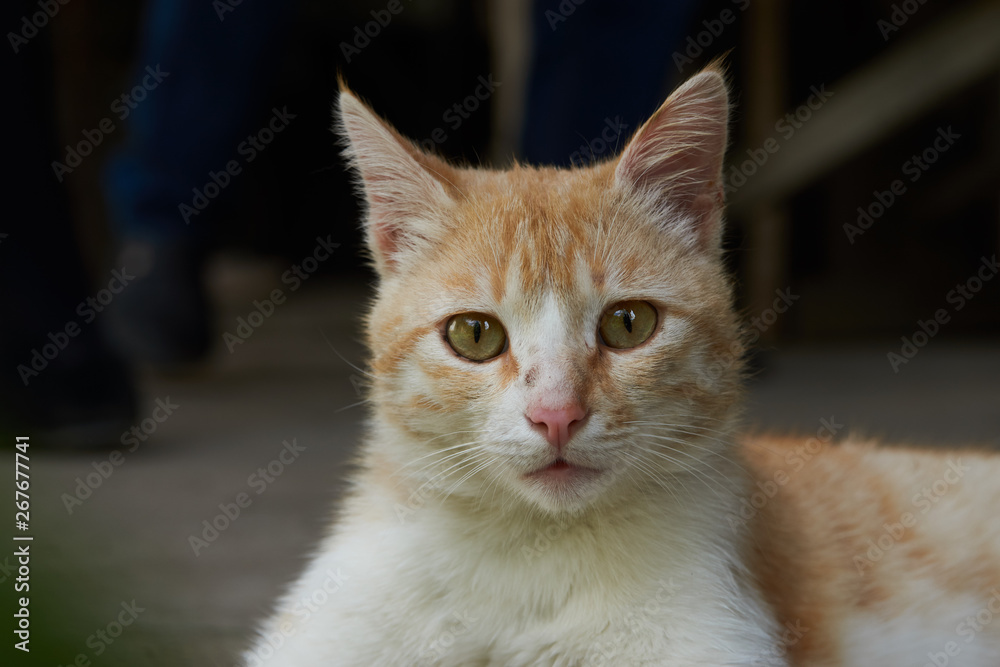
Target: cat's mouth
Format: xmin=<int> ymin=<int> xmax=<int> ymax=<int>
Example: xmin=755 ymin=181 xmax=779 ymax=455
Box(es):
xmin=525 ymin=457 xmax=602 ymax=487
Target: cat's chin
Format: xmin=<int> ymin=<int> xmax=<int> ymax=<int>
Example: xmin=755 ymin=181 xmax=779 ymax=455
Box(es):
xmin=520 ymin=458 xmax=606 ymax=510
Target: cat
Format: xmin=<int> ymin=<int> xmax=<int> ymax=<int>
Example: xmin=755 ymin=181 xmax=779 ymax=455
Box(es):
xmin=244 ymin=65 xmax=1000 ymax=666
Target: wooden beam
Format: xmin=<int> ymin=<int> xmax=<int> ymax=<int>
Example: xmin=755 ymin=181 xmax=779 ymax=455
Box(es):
xmin=730 ymin=1 xmax=1000 ymax=214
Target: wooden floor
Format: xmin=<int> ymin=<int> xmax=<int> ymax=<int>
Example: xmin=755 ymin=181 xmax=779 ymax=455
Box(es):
xmin=5 ymin=257 xmax=999 ymax=666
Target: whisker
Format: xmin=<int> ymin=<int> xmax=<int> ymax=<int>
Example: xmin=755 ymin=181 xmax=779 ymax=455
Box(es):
xmin=417 ymin=451 xmax=494 ymax=499
xmin=402 ymin=446 xmax=485 ymax=480
xmin=633 ymin=445 xmax=736 ymax=501
xmin=335 ymin=397 xmax=371 ymax=414
xmin=397 ymin=432 xmax=485 ymax=470
xmin=633 ymin=450 xmax=696 ymax=505
xmin=636 ymin=433 xmax=751 ymax=476
xmin=441 ymin=456 xmax=497 ymax=502
xmin=620 ymin=450 xmax=684 ymax=505
xmin=320 ymin=329 xmax=374 ymax=378
xmin=409 ymin=444 xmax=489 ymax=482
xmin=475 ymin=466 xmax=507 ymax=513
xmin=645 ymin=438 xmax=743 ymax=485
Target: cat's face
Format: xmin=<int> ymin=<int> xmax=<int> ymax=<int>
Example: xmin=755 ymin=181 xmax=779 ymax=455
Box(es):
xmin=340 ymin=68 xmax=741 ymax=514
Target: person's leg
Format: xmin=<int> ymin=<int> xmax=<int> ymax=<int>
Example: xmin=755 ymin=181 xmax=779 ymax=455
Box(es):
xmin=102 ymin=0 xmax=294 ymax=364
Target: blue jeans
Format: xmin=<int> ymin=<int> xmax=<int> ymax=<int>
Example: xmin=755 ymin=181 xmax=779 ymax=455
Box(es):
xmin=103 ymin=0 xmax=294 ymax=242
xmin=521 ymin=0 xmax=699 ymax=167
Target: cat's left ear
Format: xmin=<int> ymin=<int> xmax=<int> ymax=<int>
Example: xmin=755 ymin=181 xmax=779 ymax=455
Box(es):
xmin=614 ymin=67 xmax=729 ymax=250
xmin=336 ymin=84 xmax=457 ymax=276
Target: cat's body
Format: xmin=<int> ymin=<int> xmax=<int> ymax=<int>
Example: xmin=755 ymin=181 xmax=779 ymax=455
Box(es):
xmin=246 ymin=67 xmax=1000 ymax=666
xmin=743 ymin=437 xmax=1000 ymax=665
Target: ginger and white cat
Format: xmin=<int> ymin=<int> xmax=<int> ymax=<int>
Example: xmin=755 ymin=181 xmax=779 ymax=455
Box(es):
xmin=246 ymin=67 xmax=1000 ymax=666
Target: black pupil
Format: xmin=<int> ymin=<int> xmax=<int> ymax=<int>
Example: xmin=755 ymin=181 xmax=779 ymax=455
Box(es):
xmin=472 ymin=320 xmax=482 ymax=343
xmin=620 ymin=310 xmax=633 ymax=333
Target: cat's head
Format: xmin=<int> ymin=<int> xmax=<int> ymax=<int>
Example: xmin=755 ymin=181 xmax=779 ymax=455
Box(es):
xmin=338 ymin=67 xmax=742 ymax=515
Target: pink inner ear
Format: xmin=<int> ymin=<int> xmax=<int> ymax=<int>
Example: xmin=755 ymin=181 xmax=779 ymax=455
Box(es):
xmin=614 ymin=72 xmax=729 ymax=248
xmin=616 ymin=71 xmax=728 ymax=203
xmin=365 ymin=189 xmax=413 ymax=266
xmin=339 ymin=89 xmax=456 ymax=272
xmin=620 ymin=114 xmax=726 ymax=199
xmin=366 ymin=188 xmax=434 ymax=267
xmin=369 ymin=210 xmax=399 ymax=263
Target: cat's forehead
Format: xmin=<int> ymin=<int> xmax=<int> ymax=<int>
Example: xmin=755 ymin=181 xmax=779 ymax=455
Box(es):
xmin=441 ymin=164 xmax=662 ymax=298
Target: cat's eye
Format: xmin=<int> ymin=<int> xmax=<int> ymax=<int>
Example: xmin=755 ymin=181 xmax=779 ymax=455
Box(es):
xmin=599 ymin=301 xmax=657 ymax=349
xmin=445 ymin=313 xmax=507 ymax=361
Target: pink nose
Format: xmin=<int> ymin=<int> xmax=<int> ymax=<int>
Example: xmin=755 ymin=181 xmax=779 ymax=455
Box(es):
xmin=527 ymin=404 xmax=588 ymax=451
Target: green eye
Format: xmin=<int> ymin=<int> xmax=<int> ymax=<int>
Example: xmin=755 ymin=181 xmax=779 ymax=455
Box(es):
xmin=599 ymin=301 xmax=657 ymax=349
xmin=446 ymin=313 xmax=507 ymax=361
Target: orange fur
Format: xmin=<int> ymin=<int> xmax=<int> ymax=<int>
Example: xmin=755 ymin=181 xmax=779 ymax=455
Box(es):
xmin=741 ymin=435 xmax=1000 ymax=664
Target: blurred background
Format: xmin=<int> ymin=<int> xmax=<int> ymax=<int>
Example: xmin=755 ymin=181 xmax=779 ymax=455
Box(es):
xmin=1 ymin=0 xmax=998 ymax=664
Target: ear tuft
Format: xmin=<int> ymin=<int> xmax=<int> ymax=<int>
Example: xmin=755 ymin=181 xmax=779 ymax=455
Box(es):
xmin=614 ymin=68 xmax=730 ymax=250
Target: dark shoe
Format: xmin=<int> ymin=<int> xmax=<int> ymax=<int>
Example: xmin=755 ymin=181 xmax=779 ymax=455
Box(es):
xmin=104 ymin=237 xmax=212 ymax=367
xmin=0 ymin=326 xmax=137 ymax=449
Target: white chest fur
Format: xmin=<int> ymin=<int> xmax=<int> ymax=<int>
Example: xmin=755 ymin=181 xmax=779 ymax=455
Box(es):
xmin=247 ymin=483 xmax=783 ymax=666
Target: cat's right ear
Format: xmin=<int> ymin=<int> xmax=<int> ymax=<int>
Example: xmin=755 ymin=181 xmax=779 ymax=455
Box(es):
xmin=613 ymin=66 xmax=730 ymax=252
xmin=336 ymin=84 xmax=456 ymax=275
